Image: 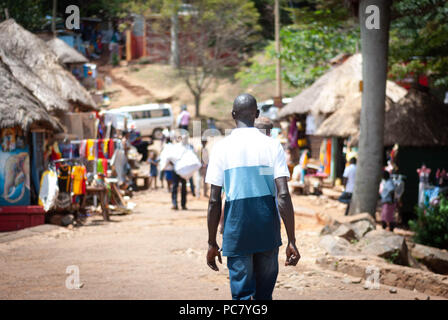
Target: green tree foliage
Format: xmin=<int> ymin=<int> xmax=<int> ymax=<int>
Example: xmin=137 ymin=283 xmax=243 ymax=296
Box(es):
xmin=389 ymin=0 xmax=448 ymax=91
xmin=0 ymin=0 xmax=46 ymax=31
xmin=409 ymin=195 xmax=448 ymax=250
xmin=239 ymin=0 xmax=448 ymax=93
xmin=237 ymin=2 xmax=359 ymax=89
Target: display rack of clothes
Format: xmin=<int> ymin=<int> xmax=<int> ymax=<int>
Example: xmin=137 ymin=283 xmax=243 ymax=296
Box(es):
xmin=52 ymin=158 xmax=87 ymax=210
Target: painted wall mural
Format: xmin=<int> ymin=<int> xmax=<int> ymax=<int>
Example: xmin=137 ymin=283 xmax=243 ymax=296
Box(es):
xmin=0 ymin=128 xmax=30 ymax=206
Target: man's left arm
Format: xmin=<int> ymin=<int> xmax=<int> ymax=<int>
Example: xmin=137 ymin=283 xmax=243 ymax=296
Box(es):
xmin=275 ymin=177 xmax=300 ymax=266
xmin=273 ymin=142 xmax=300 ymax=266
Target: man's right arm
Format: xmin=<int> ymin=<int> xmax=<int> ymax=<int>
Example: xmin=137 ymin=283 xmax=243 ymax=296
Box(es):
xmin=207 ymin=184 xmax=223 ymax=271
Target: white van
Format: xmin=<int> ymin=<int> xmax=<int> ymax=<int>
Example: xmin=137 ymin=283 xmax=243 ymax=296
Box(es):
xmin=107 ymin=104 xmax=174 ymax=138
xmin=104 ymin=111 xmax=136 ymax=132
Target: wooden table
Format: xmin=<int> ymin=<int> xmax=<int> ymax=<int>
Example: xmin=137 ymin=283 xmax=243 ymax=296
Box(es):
xmin=83 ymin=186 xmax=110 ymax=221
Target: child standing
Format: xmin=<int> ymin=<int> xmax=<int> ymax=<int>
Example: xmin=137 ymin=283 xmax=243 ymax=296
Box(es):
xmin=148 ymin=151 xmax=159 ymax=190
xmin=380 ymin=170 xmax=396 ymax=231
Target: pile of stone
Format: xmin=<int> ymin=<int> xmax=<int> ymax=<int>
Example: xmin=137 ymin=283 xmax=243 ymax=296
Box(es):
xmin=318 ymin=213 xmax=448 ymax=275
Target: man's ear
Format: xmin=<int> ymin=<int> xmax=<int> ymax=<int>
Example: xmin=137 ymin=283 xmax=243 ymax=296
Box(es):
xmin=231 ymin=110 xmax=236 ymax=120
xmin=255 ymin=109 xmax=260 ymax=119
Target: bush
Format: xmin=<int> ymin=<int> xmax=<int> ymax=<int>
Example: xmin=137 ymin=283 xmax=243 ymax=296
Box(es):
xmin=111 ymin=53 xmax=119 ymax=67
xmin=409 ymin=195 xmax=448 ymax=250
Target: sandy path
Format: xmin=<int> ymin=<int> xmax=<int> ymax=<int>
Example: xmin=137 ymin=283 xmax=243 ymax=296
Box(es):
xmin=0 ymin=189 xmax=443 ymax=300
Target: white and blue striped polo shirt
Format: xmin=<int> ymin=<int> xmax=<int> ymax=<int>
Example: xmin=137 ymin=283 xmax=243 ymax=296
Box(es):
xmin=205 ymin=127 xmax=290 ymax=256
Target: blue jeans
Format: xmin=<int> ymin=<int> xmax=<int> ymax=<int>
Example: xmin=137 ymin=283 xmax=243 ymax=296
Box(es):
xmin=227 ymin=247 xmax=279 ymax=300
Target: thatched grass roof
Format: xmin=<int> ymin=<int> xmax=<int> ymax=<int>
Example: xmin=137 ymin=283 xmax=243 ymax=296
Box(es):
xmin=47 ymin=38 xmax=88 ymax=65
xmin=278 ymin=54 xmax=407 ymax=118
xmin=316 ymin=89 xmax=448 ymax=147
xmin=0 ymin=60 xmax=63 ymax=132
xmin=0 ymin=20 xmax=97 ymax=111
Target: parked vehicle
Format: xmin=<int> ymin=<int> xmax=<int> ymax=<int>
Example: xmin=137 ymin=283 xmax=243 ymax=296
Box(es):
xmin=106 ymin=104 xmax=174 ymax=138
xmin=257 ymin=97 xmax=292 ymax=121
xmin=104 ymin=111 xmax=136 ymax=132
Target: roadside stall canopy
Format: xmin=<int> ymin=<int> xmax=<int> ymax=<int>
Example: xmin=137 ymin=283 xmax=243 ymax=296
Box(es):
xmin=46 ymin=37 xmax=88 ymax=65
xmin=278 ymin=54 xmax=407 ymax=119
xmin=316 ymin=89 xmax=448 ymax=147
xmin=0 ymin=60 xmax=63 ymax=132
xmin=0 ymin=19 xmax=97 ymax=112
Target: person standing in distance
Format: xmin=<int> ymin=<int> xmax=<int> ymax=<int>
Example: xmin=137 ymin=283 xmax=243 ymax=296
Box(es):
xmin=177 ymin=104 xmax=190 ymax=131
xmin=205 ymin=93 xmax=300 ymax=300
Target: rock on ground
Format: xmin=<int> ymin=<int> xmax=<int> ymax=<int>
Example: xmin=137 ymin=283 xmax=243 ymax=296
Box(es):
xmin=332 ymin=224 xmax=357 ymax=242
xmin=411 ymin=243 xmax=448 ymax=275
xmin=334 ymin=213 xmax=376 ymax=226
xmin=319 ymin=235 xmax=359 ymax=256
xmin=351 ymin=220 xmax=375 ymax=240
xmin=358 ymin=230 xmax=409 ymax=266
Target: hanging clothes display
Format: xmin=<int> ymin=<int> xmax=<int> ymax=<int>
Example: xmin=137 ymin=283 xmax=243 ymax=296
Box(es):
xmin=325 ymin=139 xmax=332 ymax=175
xmin=97 ymin=139 xmax=105 ymax=159
xmin=79 ymin=140 xmax=87 ymax=158
xmin=59 ymin=142 xmax=73 ymax=158
xmin=38 ymin=169 xmax=59 ymax=212
xmin=86 ymin=139 xmax=96 ymax=161
xmin=103 ymin=139 xmax=109 ymax=159
xmin=71 ymin=165 xmax=87 ymax=195
xmin=56 ymin=192 xmax=71 ymax=209
xmin=97 ymin=158 xmax=108 ymax=176
xmin=288 ymin=117 xmax=298 ymax=150
xmin=50 ymin=142 xmax=62 ymax=161
xmin=57 ymin=163 xmax=72 ymax=193
xmin=108 ymin=139 xmax=115 ymax=159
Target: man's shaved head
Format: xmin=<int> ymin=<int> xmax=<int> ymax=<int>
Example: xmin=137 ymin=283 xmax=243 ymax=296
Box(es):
xmin=232 ymin=93 xmax=259 ymax=125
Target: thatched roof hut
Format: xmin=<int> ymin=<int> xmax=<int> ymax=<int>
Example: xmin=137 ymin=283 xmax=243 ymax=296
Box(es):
xmin=46 ymin=38 xmax=88 ymax=65
xmin=278 ymin=54 xmax=407 ymax=118
xmin=316 ymin=89 xmax=448 ymax=147
xmin=0 ymin=60 xmax=63 ymax=132
xmin=0 ymin=19 xmax=97 ymax=111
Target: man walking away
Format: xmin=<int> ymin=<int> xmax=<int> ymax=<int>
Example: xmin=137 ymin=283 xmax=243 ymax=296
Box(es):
xmin=339 ymin=157 xmax=357 ymax=215
xmin=205 ymin=94 xmax=300 ymax=300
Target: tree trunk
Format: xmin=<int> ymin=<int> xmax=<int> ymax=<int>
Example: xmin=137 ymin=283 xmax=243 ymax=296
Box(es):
xmin=170 ymin=11 xmax=180 ymax=68
xmin=350 ymin=0 xmax=391 ymax=216
xmin=194 ymin=93 xmax=201 ymax=118
xmin=52 ymin=0 xmax=57 ymax=38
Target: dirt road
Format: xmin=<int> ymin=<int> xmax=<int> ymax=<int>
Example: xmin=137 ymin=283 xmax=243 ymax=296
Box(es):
xmin=0 ymin=189 xmax=443 ymax=300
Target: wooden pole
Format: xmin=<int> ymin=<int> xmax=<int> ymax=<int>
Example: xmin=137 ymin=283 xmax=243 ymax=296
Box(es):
xmin=274 ymin=0 xmax=282 ymax=105
xmin=126 ymin=29 xmax=132 ymax=62
xmin=4 ymin=8 xmax=9 ymax=19
xmin=142 ymin=17 xmax=147 ymax=57
xmin=52 ymin=0 xmax=57 ymax=38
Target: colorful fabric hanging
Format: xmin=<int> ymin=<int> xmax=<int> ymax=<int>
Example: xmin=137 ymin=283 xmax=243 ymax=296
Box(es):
xmin=87 ymin=139 xmax=95 ymax=161
xmin=51 ymin=142 xmax=62 ymax=161
xmin=103 ymin=139 xmax=109 ymax=159
xmin=108 ymin=139 xmax=115 ymax=159
xmin=59 ymin=142 xmax=72 ymax=158
xmin=57 ymin=164 xmax=72 ymax=193
xmin=38 ymin=169 xmax=59 ymax=212
xmin=71 ymin=165 xmax=87 ymax=195
xmin=97 ymin=158 xmax=108 ymax=176
xmin=97 ymin=139 xmax=105 ymax=159
xmin=79 ymin=140 xmax=87 ymax=158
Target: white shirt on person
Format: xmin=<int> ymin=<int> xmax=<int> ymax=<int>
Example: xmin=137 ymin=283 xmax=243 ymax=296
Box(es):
xmin=343 ymin=164 xmax=357 ymax=193
xmin=205 ymin=127 xmax=290 ymax=256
